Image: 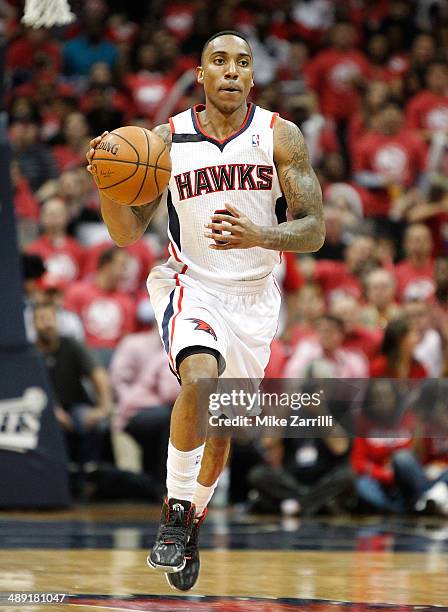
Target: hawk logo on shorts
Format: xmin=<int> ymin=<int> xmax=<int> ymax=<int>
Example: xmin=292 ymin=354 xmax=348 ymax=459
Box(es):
xmin=187 ymin=318 xmax=217 ymax=341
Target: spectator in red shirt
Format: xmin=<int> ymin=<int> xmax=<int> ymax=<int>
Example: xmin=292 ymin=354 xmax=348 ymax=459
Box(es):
xmin=125 ymin=44 xmax=175 ymax=122
xmin=52 ymin=112 xmax=91 ymax=172
xmin=305 ymin=234 xmax=377 ymax=302
xmin=284 ymin=314 xmax=368 ymax=379
xmin=330 ymin=294 xmax=382 ymax=361
xmin=347 ymin=80 xmax=390 ymax=158
xmin=6 ymin=27 xmax=61 ymax=84
xmin=353 ymin=102 xmax=427 ymax=219
xmin=352 ymin=379 xmax=432 ymax=513
xmin=315 ymin=205 xmax=347 ymax=261
xmin=369 ymin=317 xmax=427 ymax=378
xmin=406 ymin=61 xmax=448 ymax=142
xmin=288 ymin=284 xmax=326 ymax=349
xmin=405 ymin=189 xmax=448 ymax=258
xmin=83 ymin=238 xmax=156 ymax=295
xmin=27 ymin=197 xmax=85 ymax=282
xmin=406 ymin=33 xmax=437 ymax=95
xmin=64 ymin=247 xmax=136 ymax=365
xmin=395 ymin=223 xmax=435 ymax=302
xmin=403 ymin=299 xmax=444 ymax=377
xmin=360 ymin=268 xmax=402 ymax=330
xmin=276 ymin=41 xmax=310 ymax=99
xmin=366 ymin=34 xmax=404 ymax=86
xmin=307 ymin=21 xmax=371 ymax=161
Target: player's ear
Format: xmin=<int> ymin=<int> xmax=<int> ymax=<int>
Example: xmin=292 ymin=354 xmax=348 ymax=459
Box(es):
xmin=196 ymin=66 xmax=204 ymax=85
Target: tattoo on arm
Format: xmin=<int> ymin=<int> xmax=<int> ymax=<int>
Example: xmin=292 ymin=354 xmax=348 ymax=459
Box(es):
xmin=264 ymin=119 xmax=324 ymax=252
xmin=129 ymin=123 xmax=172 ymax=232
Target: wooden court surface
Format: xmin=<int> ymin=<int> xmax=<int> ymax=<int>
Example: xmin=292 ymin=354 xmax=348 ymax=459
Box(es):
xmin=0 ymin=505 xmax=447 ymax=611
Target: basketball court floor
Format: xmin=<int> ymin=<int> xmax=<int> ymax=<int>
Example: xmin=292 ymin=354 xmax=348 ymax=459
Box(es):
xmin=0 ymin=504 xmax=447 ymax=611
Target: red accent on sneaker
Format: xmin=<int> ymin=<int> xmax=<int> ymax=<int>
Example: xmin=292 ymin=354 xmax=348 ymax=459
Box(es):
xmin=195 ymin=507 xmax=208 ymax=526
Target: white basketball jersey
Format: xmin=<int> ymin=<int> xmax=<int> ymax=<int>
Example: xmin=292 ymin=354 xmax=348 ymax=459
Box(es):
xmin=163 ymin=103 xmax=285 ymax=289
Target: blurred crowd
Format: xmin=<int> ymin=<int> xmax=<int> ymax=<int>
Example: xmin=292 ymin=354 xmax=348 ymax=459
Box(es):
xmin=3 ymin=0 xmax=448 ymax=513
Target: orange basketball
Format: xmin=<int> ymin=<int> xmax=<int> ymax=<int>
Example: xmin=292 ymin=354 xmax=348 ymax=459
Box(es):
xmin=91 ymin=126 xmax=171 ymax=206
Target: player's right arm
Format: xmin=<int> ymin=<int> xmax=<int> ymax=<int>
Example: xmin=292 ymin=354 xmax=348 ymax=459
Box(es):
xmin=86 ymin=124 xmax=172 ymax=247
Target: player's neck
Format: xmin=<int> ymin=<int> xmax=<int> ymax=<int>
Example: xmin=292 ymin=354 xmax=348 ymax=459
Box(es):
xmin=199 ymin=101 xmax=249 ymax=141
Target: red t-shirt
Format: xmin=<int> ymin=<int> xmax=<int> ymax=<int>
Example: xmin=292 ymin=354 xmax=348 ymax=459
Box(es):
xmin=353 ymin=130 xmax=427 ymax=216
xmin=83 ymin=239 xmax=156 ymax=294
xmin=394 ymin=259 xmax=435 ymax=302
xmin=6 ymin=37 xmax=61 ymax=72
xmin=351 ymin=412 xmax=416 ymax=485
xmin=64 ymin=281 xmax=136 ymax=349
xmin=26 ymin=235 xmax=85 ymax=282
xmin=52 ymin=145 xmax=85 ymax=172
xmin=313 ymin=260 xmax=362 ymax=301
xmin=289 ymin=325 xmax=316 ymax=348
xmin=163 ymin=3 xmax=195 ymax=41
xmin=406 ymin=90 xmax=448 ymax=133
xmin=343 ymin=327 xmax=383 ymax=360
xmin=307 ymin=48 xmax=371 ymax=120
xmin=14 ymin=177 xmax=39 ymax=220
xmin=125 ymin=72 xmax=175 ymax=121
xmin=369 ymin=355 xmax=427 ymax=378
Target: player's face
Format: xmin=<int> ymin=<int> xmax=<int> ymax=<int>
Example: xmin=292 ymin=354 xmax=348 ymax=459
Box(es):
xmin=198 ymin=35 xmax=254 ymax=113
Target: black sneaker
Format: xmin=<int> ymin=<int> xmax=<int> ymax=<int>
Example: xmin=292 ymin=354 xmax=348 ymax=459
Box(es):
xmin=147 ymin=498 xmax=195 ymax=573
xmin=166 ymin=508 xmax=207 ymax=590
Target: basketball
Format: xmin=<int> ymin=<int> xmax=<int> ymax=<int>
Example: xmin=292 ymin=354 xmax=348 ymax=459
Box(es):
xmin=91 ymin=126 xmax=171 ymax=206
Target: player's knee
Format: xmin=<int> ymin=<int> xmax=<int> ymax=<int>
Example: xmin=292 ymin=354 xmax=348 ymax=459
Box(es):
xmin=178 ymin=352 xmax=219 ymax=386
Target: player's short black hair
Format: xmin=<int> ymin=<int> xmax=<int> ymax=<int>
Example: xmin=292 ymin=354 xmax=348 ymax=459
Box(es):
xmin=201 ymin=30 xmax=252 ymax=63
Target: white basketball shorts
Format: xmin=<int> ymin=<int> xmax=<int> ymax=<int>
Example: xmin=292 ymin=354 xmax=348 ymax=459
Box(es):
xmin=147 ymin=260 xmax=281 ymax=380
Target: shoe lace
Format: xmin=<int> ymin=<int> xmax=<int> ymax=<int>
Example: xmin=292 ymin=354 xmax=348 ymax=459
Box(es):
xmin=160 ymin=506 xmax=189 ymax=546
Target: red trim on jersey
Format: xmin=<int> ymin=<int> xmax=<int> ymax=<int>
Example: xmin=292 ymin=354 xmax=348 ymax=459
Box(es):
xmin=270 ymin=112 xmax=279 ymax=129
xmin=169 ymin=240 xmax=182 ymax=263
xmin=168 ymin=117 xmax=175 ymax=134
xmin=193 ymin=103 xmax=254 ymax=145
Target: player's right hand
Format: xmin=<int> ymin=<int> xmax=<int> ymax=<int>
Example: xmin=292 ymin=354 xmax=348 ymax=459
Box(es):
xmin=86 ymin=131 xmax=109 ymax=175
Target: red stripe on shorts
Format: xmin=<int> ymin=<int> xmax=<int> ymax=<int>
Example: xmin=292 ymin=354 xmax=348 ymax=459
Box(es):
xmin=169 ymin=285 xmax=184 ymax=370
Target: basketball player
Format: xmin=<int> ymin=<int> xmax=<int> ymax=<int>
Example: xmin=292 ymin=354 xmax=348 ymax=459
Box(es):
xmin=86 ymin=31 xmax=324 ymax=590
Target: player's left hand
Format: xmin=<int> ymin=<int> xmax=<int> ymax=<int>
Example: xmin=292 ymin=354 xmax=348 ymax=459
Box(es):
xmin=204 ymin=203 xmax=262 ymax=249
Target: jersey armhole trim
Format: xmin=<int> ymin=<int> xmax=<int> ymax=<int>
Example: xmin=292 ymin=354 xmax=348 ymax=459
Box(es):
xmin=270 ymin=112 xmax=279 ymax=129
xmin=169 ymin=117 xmax=175 ymax=133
